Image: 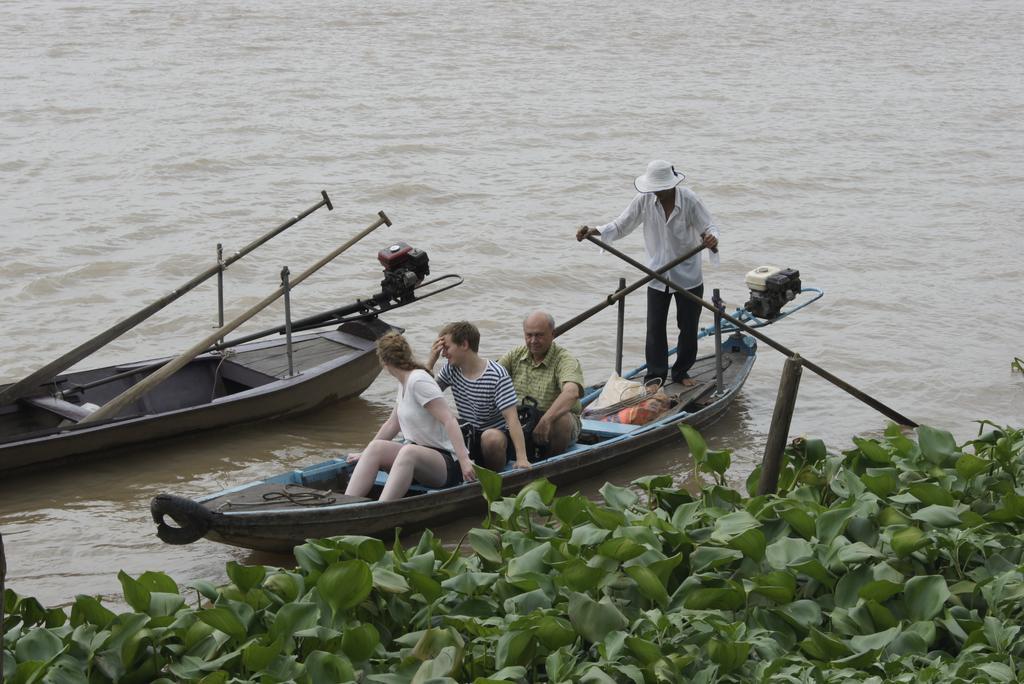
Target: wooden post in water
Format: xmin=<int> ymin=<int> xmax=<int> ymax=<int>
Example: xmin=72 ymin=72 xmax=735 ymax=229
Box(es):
xmin=1 ymin=527 xmax=6 ymax=681
xmin=615 ymin=278 xmax=626 ymax=376
xmin=758 ymin=354 xmax=803 ymax=496
xmin=281 ymin=266 xmax=295 ymax=377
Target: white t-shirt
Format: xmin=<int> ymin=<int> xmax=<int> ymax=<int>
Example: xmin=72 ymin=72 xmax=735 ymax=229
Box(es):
xmin=396 ymin=369 xmax=454 ymax=456
xmin=597 ymin=186 xmax=720 ymax=291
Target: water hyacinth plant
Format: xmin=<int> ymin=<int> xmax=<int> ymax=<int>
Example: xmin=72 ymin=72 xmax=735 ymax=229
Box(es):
xmin=3 ymin=423 xmax=1024 ymax=682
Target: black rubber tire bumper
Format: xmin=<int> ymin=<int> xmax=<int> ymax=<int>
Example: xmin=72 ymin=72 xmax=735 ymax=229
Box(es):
xmin=151 ymin=494 xmax=213 ymax=545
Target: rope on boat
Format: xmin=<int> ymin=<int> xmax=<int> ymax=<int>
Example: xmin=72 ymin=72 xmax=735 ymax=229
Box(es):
xmin=220 ymin=485 xmax=338 ymax=509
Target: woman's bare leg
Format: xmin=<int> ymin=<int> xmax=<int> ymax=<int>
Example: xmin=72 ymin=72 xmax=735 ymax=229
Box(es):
xmin=345 ymin=440 xmax=402 ymax=497
xmin=379 ymin=444 xmax=450 ymax=501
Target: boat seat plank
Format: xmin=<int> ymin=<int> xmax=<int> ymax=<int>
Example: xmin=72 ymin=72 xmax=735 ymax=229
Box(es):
xmin=229 ymin=338 xmax=362 ymax=379
xmin=21 ymin=396 xmax=96 ymax=422
xmin=580 ymin=419 xmax=639 ymax=437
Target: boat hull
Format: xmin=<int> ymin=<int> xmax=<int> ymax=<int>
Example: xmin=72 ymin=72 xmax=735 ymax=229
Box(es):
xmin=180 ymin=336 xmax=756 ymax=552
xmin=0 ymin=319 xmax=393 ymax=474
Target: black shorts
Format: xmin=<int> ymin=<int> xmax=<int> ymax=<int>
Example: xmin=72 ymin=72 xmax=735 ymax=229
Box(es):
xmin=412 ymin=443 xmax=462 ymax=488
xmin=467 ymin=427 xmax=517 ymax=464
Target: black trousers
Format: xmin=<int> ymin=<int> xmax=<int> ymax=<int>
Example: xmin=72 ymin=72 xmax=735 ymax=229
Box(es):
xmin=645 ymin=284 xmax=704 ymax=383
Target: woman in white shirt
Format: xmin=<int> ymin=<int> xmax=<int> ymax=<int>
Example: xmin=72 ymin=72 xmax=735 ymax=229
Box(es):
xmin=345 ymin=332 xmax=475 ymax=501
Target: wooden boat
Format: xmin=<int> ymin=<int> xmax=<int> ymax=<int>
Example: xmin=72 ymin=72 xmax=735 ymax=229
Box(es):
xmin=151 ymin=331 xmax=758 ymax=553
xmin=0 ymin=318 xmax=394 ymax=475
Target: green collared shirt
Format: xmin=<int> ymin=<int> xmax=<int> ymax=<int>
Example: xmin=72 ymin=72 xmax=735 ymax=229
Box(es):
xmin=498 ymin=342 xmax=584 ymax=415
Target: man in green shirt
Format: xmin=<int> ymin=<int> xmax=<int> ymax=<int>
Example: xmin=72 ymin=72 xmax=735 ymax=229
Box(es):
xmin=499 ymin=311 xmax=585 ymax=458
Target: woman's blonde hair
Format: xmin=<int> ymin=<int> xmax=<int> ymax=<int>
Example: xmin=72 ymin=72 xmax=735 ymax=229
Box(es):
xmin=376 ymin=332 xmax=430 ymax=374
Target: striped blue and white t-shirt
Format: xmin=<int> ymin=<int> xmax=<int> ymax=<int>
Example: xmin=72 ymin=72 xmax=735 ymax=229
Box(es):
xmin=437 ymin=360 xmax=518 ymax=430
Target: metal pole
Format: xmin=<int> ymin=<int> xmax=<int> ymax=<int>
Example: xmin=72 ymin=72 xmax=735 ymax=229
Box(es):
xmin=282 ymin=266 xmax=295 ymax=377
xmin=713 ymin=288 xmax=724 ymax=395
xmin=552 ymin=244 xmax=706 ymax=338
xmin=78 ymin=211 xmax=391 ymax=425
xmin=216 ymin=243 xmax=225 ymax=346
xmin=615 ymin=278 xmax=626 ymax=376
xmin=585 ymin=235 xmax=918 ymax=427
xmin=758 ymin=354 xmax=803 ymax=495
xmin=0 ymin=191 xmax=334 ymax=405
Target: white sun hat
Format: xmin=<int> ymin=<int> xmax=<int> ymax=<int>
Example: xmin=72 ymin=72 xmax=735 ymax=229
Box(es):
xmin=634 ymin=160 xmax=685 ymax=193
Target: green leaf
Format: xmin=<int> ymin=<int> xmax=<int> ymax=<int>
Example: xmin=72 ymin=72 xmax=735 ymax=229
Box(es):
xmin=441 ymin=571 xmax=500 ymax=595
xmin=137 ymin=571 xmax=179 ymax=595
xmin=225 ymin=562 xmax=266 ymax=592
xmin=624 ymin=565 xmax=669 ymax=608
xmin=560 ymin=559 xmax=609 ymax=592
xmin=342 ymin=623 xmax=380 ymax=662
xmin=705 ymin=450 xmax=731 ymax=476
xmin=468 ymin=528 xmax=503 ymax=564
xmin=861 ymin=470 xmax=899 ymax=497
xmin=849 ymin=626 xmax=901 ymax=652
xmin=475 ymin=465 xmax=503 ymax=503
xmin=14 ymin=627 xmax=64 ymax=662
xmin=535 ymin=616 xmax=576 ymax=649
xmin=407 ymin=570 xmax=443 ymax=602
xmin=495 ymin=630 xmax=535 ymax=668
xmin=508 ymin=542 xmax=551 ymax=577
xmin=689 ymin=546 xmax=743 ymax=572
xmin=569 ymin=523 xmax=611 ymax=547
xmin=918 ymin=426 xmax=957 ymax=464
xmin=910 ymin=505 xmax=962 ymax=527
xmin=858 ymin=580 xmax=904 ymax=603
xmin=242 ymin=637 xmax=283 ymax=672
xmin=707 ymin=638 xmax=751 ymax=674
xmin=766 ymin=536 xmax=814 ymax=569
xmin=779 ymin=506 xmax=816 ymax=540
xmin=71 ymin=595 xmax=116 ymax=629
xmin=854 ymin=437 xmax=892 ymax=464
xmin=816 ymin=507 xmax=853 ymax=545
xmin=749 ymin=571 xmax=796 ymax=604
xmin=955 ymin=453 xmax=990 ymax=480
xmin=682 ymin=585 xmax=745 ymax=611
xmin=729 ymin=528 xmax=767 ymax=562
xmin=567 ymin=592 xmax=629 ymax=644
xmin=904 ymin=575 xmax=950 ymax=621
xmin=596 ymin=537 xmax=645 ymax=562
xmin=197 ymin=607 xmax=246 ymax=644
xmin=679 ymin=424 xmax=707 ymax=462
xmin=599 ymin=482 xmax=638 ymax=510
xmin=372 ymin=567 xmax=411 ymax=594
xmin=890 ymin=526 xmax=926 ymax=557
xmin=710 ymin=510 xmax=760 ymax=543
xmin=117 ymin=571 xmax=151 ymax=613
xmin=305 ymin=650 xmax=356 ymax=683
xmin=775 ymin=599 xmax=822 ymax=631
xmin=907 ymin=483 xmax=955 ymax=507
xmin=318 ymin=560 xmax=373 ymax=613
xmin=836 ymin=541 xmax=883 ymax=565
xmin=553 ymin=495 xmax=588 ymax=526
xmin=269 ymin=602 xmax=320 ymax=642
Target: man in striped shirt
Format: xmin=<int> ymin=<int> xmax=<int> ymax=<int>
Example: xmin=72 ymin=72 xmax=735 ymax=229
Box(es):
xmin=427 ymin=321 xmax=530 ymax=471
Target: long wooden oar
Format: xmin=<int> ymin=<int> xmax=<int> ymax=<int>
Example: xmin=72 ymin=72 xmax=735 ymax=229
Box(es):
xmin=552 ymin=243 xmax=706 ymax=338
xmin=585 ymin=235 xmax=918 ymax=427
xmin=78 ymin=211 xmax=391 ymax=425
xmin=0 ymin=191 xmax=335 ymax=405
xmin=1 ymin=528 xmax=6 ymax=669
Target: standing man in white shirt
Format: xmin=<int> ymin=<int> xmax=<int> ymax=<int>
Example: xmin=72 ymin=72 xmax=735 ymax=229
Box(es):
xmin=576 ymin=160 xmax=719 ymax=387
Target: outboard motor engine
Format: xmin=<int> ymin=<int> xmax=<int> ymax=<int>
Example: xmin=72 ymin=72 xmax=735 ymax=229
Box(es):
xmin=744 ymin=266 xmax=802 ymax=319
xmin=377 ymin=242 xmax=431 ymax=302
